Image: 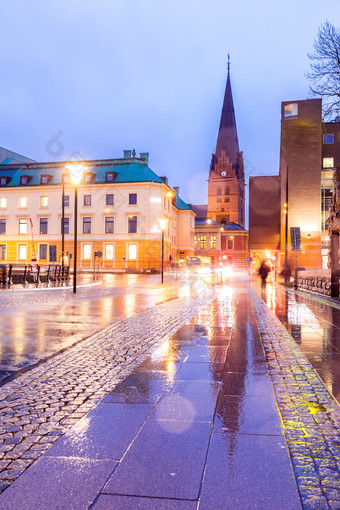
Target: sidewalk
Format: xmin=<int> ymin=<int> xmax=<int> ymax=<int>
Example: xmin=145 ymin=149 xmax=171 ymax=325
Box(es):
xmin=0 ymin=280 xmax=339 ymax=508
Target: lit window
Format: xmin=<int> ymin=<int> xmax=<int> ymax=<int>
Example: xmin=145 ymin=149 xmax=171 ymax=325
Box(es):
xmin=62 ymin=174 xmax=70 ymax=184
xmin=129 ymin=193 xmax=137 ymax=205
xmin=18 ymin=244 xmax=27 ymax=260
xmin=106 ymin=194 xmax=114 ymax=206
xmin=82 ymin=244 xmax=91 ymax=260
xmin=83 ymin=217 xmax=91 ymax=234
xmin=64 ymin=195 xmax=70 ymax=207
xmin=0 ymin=244 xmax=6 ymax=259
xmin=200 ymin=235 xmax=206 ymax=249
xmin=323 ymin=157 xmax=334 ymax=168
xmin=84 ymin=173 xmax=93 ymax=183
xmin=61 ymin=217 xmax=69 ymax=234
xmin=128 ymin=215 xmax=137 ymax=234
xmin=0 ymin=219 xmax=6 ymax=234
xmin=128 ymin=243 xmax=137 ymax=260
xmin=105 ymin=244 xmax=114 ymax=260
xmin=194 ymin=235 xmax=197 ymax=249
xmin=40 ymin=196 xmax=48 ymax=207
xmin=0 ymin=198 xmax=7 ymax=208
xmin=323 ymin=134 xmax=334 ymax=144
xmin=284 ymin=103 xmax=298 ymax=117
xmin=210 ymin=235 xmax=216 ymax=249
xmin=19 ymin=218 xmax=27 ymax=234
xmin=39 ymin=218 xmax=48 ymax=234
xmin=39 ymin=244 xmax=48 ymax=260
xmin=105 ymin=217 xmax=114 ymax=234
xmin=19 ymin=197 xmax=27 ymax=208
xmin=83 ymin=195 xmax=91 ymax=206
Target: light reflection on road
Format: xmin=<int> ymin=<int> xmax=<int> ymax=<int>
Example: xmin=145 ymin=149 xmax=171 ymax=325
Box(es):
xmin=0 ymin=273 xmax=212 ymax=384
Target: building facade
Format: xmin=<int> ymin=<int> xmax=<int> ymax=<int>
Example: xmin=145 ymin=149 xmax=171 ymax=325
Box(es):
xmin=193 ymin=61 xmax=248 ymax=267
xmin=249 ymin=98 xmax=340 ymax=271
xmin=0 ymin=151 xmax=195 ymax=270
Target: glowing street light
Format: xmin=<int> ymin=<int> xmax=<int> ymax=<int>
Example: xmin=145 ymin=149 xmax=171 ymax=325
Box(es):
xmin=159 ymin=218 xmax=168 ymax=284
xmin=66 ymin=164 xmax=87 ymax=293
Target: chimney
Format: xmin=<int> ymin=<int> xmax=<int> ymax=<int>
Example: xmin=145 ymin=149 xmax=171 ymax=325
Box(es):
xmin=139 ymin=152 xmax=149 ymax=163
xmin=173 ymin=186 xmax=179 ymax=196
xmin=160 ymin=176 xmax=168 ymax=184
xmin=123 ymin=150 xmax=132 ymax=159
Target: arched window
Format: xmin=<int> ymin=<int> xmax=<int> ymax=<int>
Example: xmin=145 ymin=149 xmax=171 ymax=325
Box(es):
xmin=217 ymin=188 xmax=221 ymax=195
xmin=225 ymin=187 xmax=229 ymax=195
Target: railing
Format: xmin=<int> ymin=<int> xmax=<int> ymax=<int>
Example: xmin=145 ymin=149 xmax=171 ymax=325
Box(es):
xmin=0 ymin=264 xmax=70 ymax=285
xmin=295 ymin=269 xmax=332 ymax=296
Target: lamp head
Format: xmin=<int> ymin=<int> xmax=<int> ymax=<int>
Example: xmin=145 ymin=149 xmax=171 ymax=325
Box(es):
xmin=66 ymin=164 xmax=87 ymax=184
xmin=159 ymin=218 xmax=168 ymax=231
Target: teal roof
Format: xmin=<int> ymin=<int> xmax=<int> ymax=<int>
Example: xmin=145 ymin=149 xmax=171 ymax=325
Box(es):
xmin=173 ymin=195 xmax=191 ymax=210
xmin=0 ymin=159 xmax=164 ymax=187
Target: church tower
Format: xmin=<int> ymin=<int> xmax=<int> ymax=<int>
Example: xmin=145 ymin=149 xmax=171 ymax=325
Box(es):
xmin=208 ymin=59 xmax=245 ymax=228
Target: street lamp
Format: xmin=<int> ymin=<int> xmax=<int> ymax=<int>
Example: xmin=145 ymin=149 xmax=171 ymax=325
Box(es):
xmin=159 ymin=218 xmax=168 ymax=284
xmin=66 ymin=164 xmax=87 ymax=293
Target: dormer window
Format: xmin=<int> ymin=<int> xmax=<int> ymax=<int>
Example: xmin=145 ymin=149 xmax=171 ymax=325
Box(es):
xmin=84 ymin=172 xmax=95 ymax=183
xmin=20 ymin=175 xmax=31 ymax=185
xmin=40 ymin=174 xmax=52 ymax=185
xmin=62 ymin=174 xmax=70 ymax=184
xmin=106 ymin=172 xmax=116 ymax=183
xmin=0 ymin=176 xmax=9 ymax=186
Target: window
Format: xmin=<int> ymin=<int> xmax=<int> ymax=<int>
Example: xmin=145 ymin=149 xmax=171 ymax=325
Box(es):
xmin=18 ymin=244 xmax=27 ymax=260
xmin=225 ymin=187 xmax=229 ymax=195
xmin=84 ymin=173 xmax=94 ymax=183
xmin=62 ymin=174 xmax=70 ymax=184
xmin=106 ymin=172 xmax=115 ymax=182
xmin=39 ymin=244 xmax=48 ymax=260
xmin=19 ymin=218 xmax=27 ymax=234
xmin=105 ymin=217 xmax=114 ymax=234
xmin=128 ymin=215 xmax=137 ymax=233
xmin=106 ymin=194 xmax=114 ymax=206
xmin=0 ymin=219 xmax=6 ymax=234
xmin=128 ymin=243 xmax=137 ymax=260
xmin=129 ymin=193 xmax=137 ymax=205
xmin=40 ymin=175 xmax=51 ymax=184
xmin=64 ymin=195 xmax=70 ymax=207
xmin=200 ymin=235 xmax=206 ymax=249
xmin=61 ymin=217 xmax=69 ymax=234
xmin=0 ymin=244 xmax=5 ymax=259
xmin=284 ymin=103 xmax=298 ymax=117
xmin=217 ymin=198 xmax=222 ymax=203
xmin=105 ymin=244 xmax=114 ymax=260
xmin=227 ymin=239 xmax=234 ymax=250
xmin=82 ymin=244 xmax=91 ymax=260
xmin=210 ymin=235 xmax=216 ymax=249
xmin=194 ymin=235 xmax=197 ymax=249
xmin=19 ymin=197 xmax=27 ymax=208
xmin=20 ymin=175 xmax=29 ymax=185
xmin=0 ymin=177 xmax=8 ymax=186
xmin=323 ymin=134 xmax=334 ymax=144
xmin=40 ymin=218 xmax=48 ymax=234
xmin=83 ymin=195 xmax=91 ymax=206
xmin=0 ymin=198 xmax=7 ymax=208
xmin=224 ymin=198 xmax=229 ymax=202
xmin=323 ymin=157 xmax=334 ymax=168
xmin=217 ymin=188 xmax=221 ymax=195
xmin=40 ymin=196 xmax=48 ymax=207
xmin=83 ymin=217 xmax=91 ymax=234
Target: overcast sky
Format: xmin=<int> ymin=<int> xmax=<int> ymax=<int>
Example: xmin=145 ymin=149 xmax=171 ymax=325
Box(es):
xmin=0 ymin=0 xmax=339 ymax=212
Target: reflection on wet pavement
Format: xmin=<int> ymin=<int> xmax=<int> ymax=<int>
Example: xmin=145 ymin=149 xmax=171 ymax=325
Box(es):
xmin=0 ymin=273 xmax=212 ymax=384
xmin=252 ymin=279 xmax=340 ymax=403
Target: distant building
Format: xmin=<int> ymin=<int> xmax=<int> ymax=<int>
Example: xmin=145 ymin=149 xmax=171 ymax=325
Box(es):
xmin=0 ymin=151 xmax=195 ymax=269
xmin=0 ymin=146 xmax=36 ymax=165
xmin=193 ymin=61 xmax=248 ymax=267
xmin=249 ymin=98 xmax=340 ymax=271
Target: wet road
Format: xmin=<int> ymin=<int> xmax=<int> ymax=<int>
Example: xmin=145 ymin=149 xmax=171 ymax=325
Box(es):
xmin=252 ymin=277 xmax=340 ymax=404
xmin=0 ymin=273 xmax=210 ymax=384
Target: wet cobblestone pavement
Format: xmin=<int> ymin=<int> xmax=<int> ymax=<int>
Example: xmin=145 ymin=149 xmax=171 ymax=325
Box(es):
xmin=0 ymin=289 xmax=215 ymax=493
xmin=250 ymin=287 xmax=340 ymax=509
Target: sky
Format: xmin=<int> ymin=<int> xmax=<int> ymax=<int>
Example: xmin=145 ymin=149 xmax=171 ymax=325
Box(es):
xmin=0 ymin=0 xmax=339 ymax=217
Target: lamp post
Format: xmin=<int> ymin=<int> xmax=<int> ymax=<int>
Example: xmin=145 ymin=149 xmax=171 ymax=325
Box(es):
xmin=159 ymin=218 xmax=168 ymax=284
xmin=66 ymin=164 xmax=86 ymax=293
xmin=61 ymin=179 xmax=65 ymax=277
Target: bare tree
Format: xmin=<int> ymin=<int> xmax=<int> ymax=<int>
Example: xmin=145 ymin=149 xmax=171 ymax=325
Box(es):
xmin=307 ymin=21 xmax=340 ymax=120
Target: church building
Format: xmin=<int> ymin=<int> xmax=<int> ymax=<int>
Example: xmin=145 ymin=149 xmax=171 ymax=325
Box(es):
xmin=193 ymin=60 xmax=248 ymax=268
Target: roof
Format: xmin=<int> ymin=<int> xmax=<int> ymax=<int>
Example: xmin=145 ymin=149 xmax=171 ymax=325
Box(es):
xmin=0 ymin=146 xmax=36 ymax=165
xmin=195 ymin=219 xmax=220 ymax=225
xmin=173 ymin=194 xmax=192 ymax=210
xmin=0 ymin=159 xmax=164 ymax=186
xmin=191 ymin=204 xmax=207 ymax=217
xmin=222 ymin=222 xmax=245 ymax=231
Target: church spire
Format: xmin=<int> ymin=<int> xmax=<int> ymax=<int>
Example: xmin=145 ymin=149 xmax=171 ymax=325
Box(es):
xmin=214 ymin=56 xmax=240 ymax=168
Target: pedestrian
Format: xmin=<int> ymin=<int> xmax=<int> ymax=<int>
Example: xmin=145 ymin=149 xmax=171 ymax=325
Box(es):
xmin=258 ymin=260 xmax=270 ymax=286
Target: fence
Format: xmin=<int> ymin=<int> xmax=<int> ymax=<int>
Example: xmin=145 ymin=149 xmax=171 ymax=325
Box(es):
xmin=0 ymin=264 xmax=70 ymax=285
